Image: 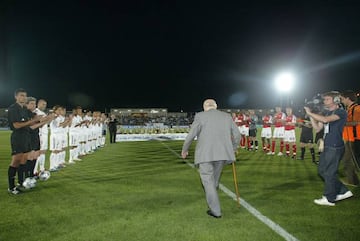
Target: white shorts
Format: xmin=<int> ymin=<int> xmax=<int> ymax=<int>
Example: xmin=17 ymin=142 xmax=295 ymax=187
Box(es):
xmin=284 ymin=130 xmax=296 ymax=142
xmin=239 ymin=126 xmax=249 ymax=136
xmin=273 ymin=127 xmax=285 ymax=138
xmin=69 ymin=131 xmax=79 ymax=146
xmin=39 ymin=133 xmax=48 ymax=150
xmin=50 ymin=133 xmax=62 ymax=151
xmin=261 ymin=127 xmax=272 ymax=139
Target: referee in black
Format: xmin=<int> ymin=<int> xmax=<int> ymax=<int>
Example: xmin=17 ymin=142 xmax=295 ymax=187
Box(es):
xmin=7 ymin=89 xmax=41 ymax=194
xmin=108 ymin=114 xmax=118 ymax=143
xmin=298 ymin=116 xmax=316 ymax=163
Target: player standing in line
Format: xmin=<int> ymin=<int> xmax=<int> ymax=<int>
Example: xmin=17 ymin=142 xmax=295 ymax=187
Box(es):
xmin=33 ymin=99 xmax=50 ymax=175
xmin=68 ymin=107 xmax=82 ymax=163
xmin=83 ymin=111 xmax=94 ymax=154
xmin=261 ymin=110 xmax=273 ymax=153
xmin=7 ymin=89 xmax=42 ymax=194
xmin=283 ymin=107 xmax=297 ymax=158
xmin=100 ymin=113 xmax=108 ymax=147
xmin=248 ymin=109 xmax=259 ymax=151
xmin=25 ymin=97 xmax=54 ymax=186
xmin=58 ymin=107 xmax=72 ymax=168
xmin=268 ymin=106 xmax=286 ymax=155
xmin=49 ymin=105 xmax=64 ymax=172
xmin=243 ymin=111 xmax=251 ymax=150
xmin=235 ymin=111 xmax=246 ymax=149
xmin=74 ymin=106 xmax=86 ymax=160
xmin=77 ymin=108 xmax=88 ymax=157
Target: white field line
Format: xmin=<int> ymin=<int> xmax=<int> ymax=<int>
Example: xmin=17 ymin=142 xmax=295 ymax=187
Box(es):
xmin=160 ymin=141 xmax=299 ymax=241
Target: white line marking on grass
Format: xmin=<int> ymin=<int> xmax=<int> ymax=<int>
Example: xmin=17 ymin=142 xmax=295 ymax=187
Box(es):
xmin=160 ymin=141 xmax=300 ymax=241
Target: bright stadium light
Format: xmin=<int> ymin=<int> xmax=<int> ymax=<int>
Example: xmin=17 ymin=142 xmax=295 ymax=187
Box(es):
xmin=274 ymin=71 xmax=296 ymax=107
xmin=274 ymin=71 xmax=295 ymax=92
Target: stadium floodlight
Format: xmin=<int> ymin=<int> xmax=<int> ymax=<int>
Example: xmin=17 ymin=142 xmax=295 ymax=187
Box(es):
xmin=274 ymin=71 xmax=296 ymax=107
xmin=274 ymin=71 xmax=295 ymax=93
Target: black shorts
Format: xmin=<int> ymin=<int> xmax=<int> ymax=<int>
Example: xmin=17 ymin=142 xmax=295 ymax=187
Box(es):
xmin=11 ymin=131 xmax=31 ymax=155
xmin=30 ymin=133 xmax=40 ymax=151
xmin=249 ymin=129 xmax=257 ymax=137
xmin=300 ymin=132 xmax=313 ymax=143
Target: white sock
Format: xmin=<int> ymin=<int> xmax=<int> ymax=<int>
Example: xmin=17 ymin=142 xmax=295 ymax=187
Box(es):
xmin=50 ymin=153 xmax=56 ymax=169
xmin=39 ymin=154 xmax=45 ymax=172
xmin=69 ymin=149 xmax=73 ymax=161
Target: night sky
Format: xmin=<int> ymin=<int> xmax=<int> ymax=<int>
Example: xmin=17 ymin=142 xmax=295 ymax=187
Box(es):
xmin=1 ymin=1 xmax=360 ymax=112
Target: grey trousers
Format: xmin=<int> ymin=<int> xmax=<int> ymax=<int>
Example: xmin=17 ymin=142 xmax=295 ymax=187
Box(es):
xmin=198 ymin=160 xmax=225 ymax=216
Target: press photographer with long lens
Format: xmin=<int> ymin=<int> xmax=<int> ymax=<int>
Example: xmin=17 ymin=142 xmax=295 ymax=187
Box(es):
xmin=304 ymin=91 xmax=353 ymax=206
xmin=340 ymin=90 xmax=360 ymax=186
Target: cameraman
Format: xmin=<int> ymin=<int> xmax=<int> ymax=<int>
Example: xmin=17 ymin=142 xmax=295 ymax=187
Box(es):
xmin=304 ymin=91 xmax=353 ymax=206
xmin=340 ymin=90 xmax=360 ymax=186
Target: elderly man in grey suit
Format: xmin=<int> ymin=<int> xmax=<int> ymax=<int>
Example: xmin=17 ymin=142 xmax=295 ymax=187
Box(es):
xmin=181 ymin=99 xmax=241 ymax=218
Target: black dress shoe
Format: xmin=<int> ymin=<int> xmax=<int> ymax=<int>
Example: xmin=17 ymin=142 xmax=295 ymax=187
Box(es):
xmin=206 ymin=210 xmax=221 ymax=218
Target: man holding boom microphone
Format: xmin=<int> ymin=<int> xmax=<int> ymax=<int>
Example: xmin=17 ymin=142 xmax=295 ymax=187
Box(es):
xmin=181 ymin=99 xmax=241 ymax=218
xmin=304 ymin=91 xmax=353 ymax=206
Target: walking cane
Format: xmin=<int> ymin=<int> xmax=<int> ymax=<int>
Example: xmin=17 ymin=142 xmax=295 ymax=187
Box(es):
xmin=232 ymin=161 xmax=241 ymax=207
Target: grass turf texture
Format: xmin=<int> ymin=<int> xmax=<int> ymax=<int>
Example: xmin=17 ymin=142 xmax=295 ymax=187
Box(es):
xmin=0 ymin=130 xmax=359 ymax=241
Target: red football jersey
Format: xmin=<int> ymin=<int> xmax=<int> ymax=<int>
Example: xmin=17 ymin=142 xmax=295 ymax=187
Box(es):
xmin=284 ymin=114 xmax=296 ymax=130
xmin=262 ymin=115 xmax=272 ymax=128
xmin=273 ymin=112 xmax=286 ymax=128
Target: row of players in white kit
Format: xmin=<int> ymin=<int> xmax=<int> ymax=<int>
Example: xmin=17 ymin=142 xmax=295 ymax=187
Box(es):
xmin=34 ymin=105 xmax=106 ymax=174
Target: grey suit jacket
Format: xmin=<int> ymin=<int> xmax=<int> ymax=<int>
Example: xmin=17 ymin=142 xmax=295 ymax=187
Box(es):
xmin=182 ymin=109 xmax=241 ymax=165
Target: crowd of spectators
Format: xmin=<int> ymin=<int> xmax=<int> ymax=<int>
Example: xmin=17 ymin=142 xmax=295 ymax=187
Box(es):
xmin=115 ymin=114 xmax=195 ymax=127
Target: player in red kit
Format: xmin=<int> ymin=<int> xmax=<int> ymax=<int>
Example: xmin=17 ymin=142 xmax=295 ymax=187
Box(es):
xmin=284 ymin=107 xmax=297 ymax=158
xmin=261 ymin=110 xmax=273 ymax=152
xmin=268 ymin=106 xmax=286 ymax=155
xmin=237 ymin=112 xmax=248 ymax=149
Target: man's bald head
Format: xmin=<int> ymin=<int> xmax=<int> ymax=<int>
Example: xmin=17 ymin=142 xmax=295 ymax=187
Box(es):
xmin=203 ymin=99 xmax=217 ymax=111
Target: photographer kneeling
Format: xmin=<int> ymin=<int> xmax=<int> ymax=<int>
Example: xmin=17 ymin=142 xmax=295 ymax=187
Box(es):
xmin=304 ymin=91 xmax=353 ymax=206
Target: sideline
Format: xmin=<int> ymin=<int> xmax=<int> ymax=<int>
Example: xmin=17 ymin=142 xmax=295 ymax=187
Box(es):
xmin=160 ymin=141 xmax=300 ymax=241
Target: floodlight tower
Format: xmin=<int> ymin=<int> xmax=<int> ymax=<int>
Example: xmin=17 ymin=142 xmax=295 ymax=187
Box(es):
xmin=274 ymin=71 xmax=296 ymax=107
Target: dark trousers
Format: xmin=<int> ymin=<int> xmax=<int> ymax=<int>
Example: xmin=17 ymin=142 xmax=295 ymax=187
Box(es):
xmin=342 ymin=141 xmax=359 ymax=185
xmin=109 ymin=130 xmax=117 ymax=143
xmin=354 ymin=140 xmax=360 ymax=167
xmin=318 ymin=146 xmax=348 ymax=202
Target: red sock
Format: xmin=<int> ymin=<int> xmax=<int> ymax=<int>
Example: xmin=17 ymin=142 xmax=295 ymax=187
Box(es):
xmin=280 ymin=141 xmax=284 ymax=153
xmin=286 ymin=144 xmax=290 ymax=155
xmin=271 ymin=140 xmax=275 ymax=152
xmin=292 ymin=144 xmax=297 ymax=156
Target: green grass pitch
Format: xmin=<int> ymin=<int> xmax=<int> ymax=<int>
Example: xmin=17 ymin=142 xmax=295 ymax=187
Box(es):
xmin=0 ymin=130 xmax=359 ymax=241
